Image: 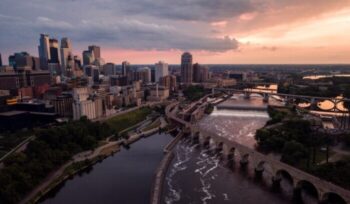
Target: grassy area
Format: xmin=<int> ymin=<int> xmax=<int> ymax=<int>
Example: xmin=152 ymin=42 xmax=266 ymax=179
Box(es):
xmin=106 ymin=107 xmax=153 ymax=136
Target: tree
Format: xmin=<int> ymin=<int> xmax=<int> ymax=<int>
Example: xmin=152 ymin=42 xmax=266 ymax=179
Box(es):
xmin=281 ymin=141 xmax=308 ymax=165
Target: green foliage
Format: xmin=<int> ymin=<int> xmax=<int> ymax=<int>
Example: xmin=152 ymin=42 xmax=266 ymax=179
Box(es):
xmin=183 ymin=85 xmax=206 ymax=101
xmin=310 ymin=159 xmax=350 ymax=190
xmin=106 ymin=107 xmax=152 ymax=136
xmin=281 ymin=141 xmax=308 ymax=165
xmin=256 ymin=119 xmax=317 ymax=165
xmin=0 ymin=118 xmax=112 ymax=204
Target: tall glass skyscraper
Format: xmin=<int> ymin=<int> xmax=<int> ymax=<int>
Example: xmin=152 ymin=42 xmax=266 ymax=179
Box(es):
xmin=181 ymin=52 xmax=193 ymax=84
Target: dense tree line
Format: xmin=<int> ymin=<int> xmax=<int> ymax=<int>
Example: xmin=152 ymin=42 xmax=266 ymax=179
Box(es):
xmin=0 ymin=117 xmax=112 ymax=204
xmin=183 ymin=85 xmax=206 ymax=101
xmin=278 ymin=76 xmax=350 ymax=98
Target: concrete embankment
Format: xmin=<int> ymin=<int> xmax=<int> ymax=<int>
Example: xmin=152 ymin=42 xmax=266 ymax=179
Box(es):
xmin=150 ymin=132 xmax=183 ymax=204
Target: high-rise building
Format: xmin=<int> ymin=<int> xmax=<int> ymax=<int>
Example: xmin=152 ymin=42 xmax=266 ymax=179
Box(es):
xmin=60 ymin=38 xmax=73 ymax=75
xmin=181 ymin=52 xmax=193 ymax=83
xmin=155 ymin=61 xmax=169 ymax=83
xmin=103 ymin=63 xmax=116 ymax=76
xmin=160 ymin=75 xmax=177 ymax=92
xmin=201 ymin=66 xmax=210 ymax=82
xmin=122 ymin=61 xmax=130 ymax=76
xmin=193 ymin=63 xmax=201 ymax=83
xmin=38 ymin=34 xmax=51 ymax=70
xmin=74 ymin=56 xmax=82 ymax=70
xmin=88 ymin=45 xmax=101 ymax=59
xmin=135 ymin=67 xmax=151 ymax=84
xmin=0 ymin=52 xmax=2 ymax=66
xmin=8 ymin=52 xmax=40 ymax=71
xmin=49 ymin=39 xmax=60 ymax=64
xmin=122 ymin=61 xmax=133 ymax=84
xmin=82 ymin=50 xmax=95 ymax=66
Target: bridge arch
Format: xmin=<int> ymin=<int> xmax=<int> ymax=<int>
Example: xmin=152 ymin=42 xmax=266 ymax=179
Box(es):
xmin=256 ymin=160 xmax=275 ymax=175
xmin=276 ymin=169 xmax=294 ymax=185
xmin=296 ymin=180 xmax=319 ymax=201
xmin=227 ymin=147 xmax=236 ymax=161
xmin=321 ymin=192 xmax=346 ymax=204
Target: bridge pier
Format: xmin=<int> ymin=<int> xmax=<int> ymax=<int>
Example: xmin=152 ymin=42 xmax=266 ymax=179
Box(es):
xmin=271 ymin=176 xmax=282 ymax=190
xmin=263 ymin=93 xmax=269 ymax=103
xmin=254 ymin=168 xmax=264 ymax=179
xmin=244 ymin=92 xmax=250 ymax=99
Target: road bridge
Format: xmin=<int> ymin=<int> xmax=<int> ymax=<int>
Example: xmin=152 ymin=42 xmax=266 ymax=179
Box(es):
xmin=213 ymin=88 xmax=350 ymax=113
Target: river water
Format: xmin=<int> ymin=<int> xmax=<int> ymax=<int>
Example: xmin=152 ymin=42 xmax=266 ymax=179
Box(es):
xmin=40 ymin=133 xmax=172 ymax=204
xmin=162 ymin=95 xmax=310 ymax=204
xmin=40 ymin=95 xmax=317 ymax=204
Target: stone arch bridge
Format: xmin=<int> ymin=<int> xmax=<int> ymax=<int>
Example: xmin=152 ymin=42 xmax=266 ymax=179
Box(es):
xmin=166 ymin=101 xmax=350 ymax=203
xmin=213 ymin=88 xmax=350 ymax=113
xmin=190 ymin=126 xmax=350 ymax=203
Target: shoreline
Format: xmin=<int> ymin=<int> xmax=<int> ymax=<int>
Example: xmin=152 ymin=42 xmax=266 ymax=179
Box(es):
xmin=150 ymin=131 xmax=184 ymax=204
xmin=21 ymin=126 xmax=163 ymax=204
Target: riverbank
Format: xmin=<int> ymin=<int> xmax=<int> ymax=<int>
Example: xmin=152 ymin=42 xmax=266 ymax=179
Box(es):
xmin=21 ymin=116 xmax=167 ymax=204
xmin=21 ymin=140 xmax=121 ymax=204
xmin=150 ymin=132 xmax=184 ymax=204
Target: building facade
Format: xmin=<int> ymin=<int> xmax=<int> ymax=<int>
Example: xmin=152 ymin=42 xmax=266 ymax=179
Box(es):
xmin=181 ymin=52 xmax=193 ymax=84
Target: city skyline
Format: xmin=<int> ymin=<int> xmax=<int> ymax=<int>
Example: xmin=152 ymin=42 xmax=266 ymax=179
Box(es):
xmin=1 ymin=0 xmax=350 ymax=64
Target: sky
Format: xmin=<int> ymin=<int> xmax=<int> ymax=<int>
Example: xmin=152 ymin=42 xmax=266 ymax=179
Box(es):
xmin=0 ymin=0 xmax=350 ymax=65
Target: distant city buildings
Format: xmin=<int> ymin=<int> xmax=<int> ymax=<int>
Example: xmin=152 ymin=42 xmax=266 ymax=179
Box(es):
xmin=88 ymin=45 xmax=101 ymax=59
xmin=60 ymin=37 xmax=73 ymax=76
xmin=155 ymin=61 xmax=169 ymax=83
xmin=49 ymin=38 xmax=60 ymax=64
xmin=0 ymin=52 xmax=2 ymax=66
xmin=193 ymin=63 xmax=210 ymax=83
xmin=83 ymin=50 xmax=95 ymax=66
xmin=8 ymin=52 xmax=40 ymax=71
xmin=181 ymin=52 xmax=193 ymax=84
xmin=38 ymin=34 xmax=51 ymax=70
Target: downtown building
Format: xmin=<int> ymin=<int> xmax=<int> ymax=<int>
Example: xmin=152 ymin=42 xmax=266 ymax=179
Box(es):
xmin=181 ymin=52 xmax=193 ymax=84
xmin=155 ymin=61 xmax=169 ymax=83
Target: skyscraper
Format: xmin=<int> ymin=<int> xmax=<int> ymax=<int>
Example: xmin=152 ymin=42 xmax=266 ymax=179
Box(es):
xmin=60 ymin=37 xmax=73 ymax=75
xmin=155 ymin=61 xmax=169 ymax=83
xmin=38 ymin=34 xmax=51 ymax=70
xmin=49 ymin=39 xmax=60 ymax=64
xmin=122 ymin=61 xmax=133 ymax=84
xmin=88 ymin=45 xmax=101 ymax=59
xmin=121 ymin=61 xmax=130 ymax=76
xmin=82 ymin=50 xmax=95 ymax=66
xmin=193 ymin=63 xmax=201 ymax=83
xmin=201 ymin=66 xmax=210 ymax=82
xmin=0 ymin=52 xmax=2 ymax=66
xmin=181 ymin=52 xmax=193 ymax=84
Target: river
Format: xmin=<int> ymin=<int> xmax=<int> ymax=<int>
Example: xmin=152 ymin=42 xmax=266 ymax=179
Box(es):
xmin=162 ymin=95 xmax=317 ymax=204
xmin=39 ymin=133 xmax=173 ymax=204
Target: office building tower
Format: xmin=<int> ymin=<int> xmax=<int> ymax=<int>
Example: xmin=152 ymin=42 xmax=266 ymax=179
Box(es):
xmin=135 ymin=67 xmax=151 ymax=84
xmin=38 ymin=34 xmax=51 ymax=70
xmin=155 ymin=61 xmax=169 ymax=83
xmin=181 ymin=52 xmax=193 ymax=83
xmin=74 ymin=56 xmax=82 ymax=70
xmin=88 ymin=45 xmax=101 ymax=59
xmin=122 ymin=61 xmax=130 ymax=76
xmin=49 ymin=39 xmax=60 ymax=64
xmin=82 ymin=50 xmax=95 ymax=66
xmin=201 ymin=66 xmax=209 ymax=82
xmin=60 ymin=37 xmax=73 ymax=75
xmin=193 ymin=63 xmax=201 ymax=83
xmin=122 ymin=61 xmax=133 ymax=84
xmin=103 ymin=63 xmax=116 ymax=76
